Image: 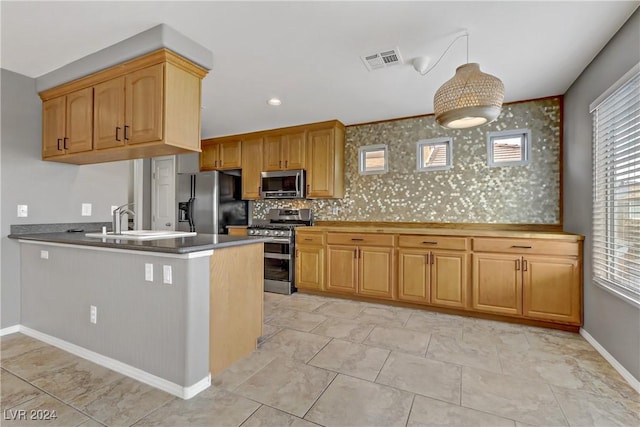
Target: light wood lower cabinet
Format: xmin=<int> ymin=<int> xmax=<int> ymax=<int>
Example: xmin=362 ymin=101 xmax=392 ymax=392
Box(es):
xmin=298 ymin=229 xmax=583 ymax=328
xmin=296 ymin=245 xmax=325 ymax=290
xmin=326 ymin=245 xmax=358 ymax=294
xmin=472 ymin=238 xmax=582 ymax=325
xmin=227 ymin=227 xmax=247 ymax=236
xmin=398 ymin=249 xmax=468 ymax=309
xmin=472 ymin=253 xmax=522 ymax=316
xmin=326 ymin=233 xmax=395 ymax=299
xmin=523 ymin=256 xmax=581 ymax=324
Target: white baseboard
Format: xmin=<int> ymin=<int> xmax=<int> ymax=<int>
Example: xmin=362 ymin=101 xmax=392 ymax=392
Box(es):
xmin=580 ymin=328 xmax=640 ymax=393
xmin=0 ymin=325 xmax=21 ymax=336
xmin=17 ymin=326 xmax=210 ymax=399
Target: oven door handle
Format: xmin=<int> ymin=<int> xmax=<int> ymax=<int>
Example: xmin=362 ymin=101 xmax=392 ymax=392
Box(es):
xmin=268 ymin=238 xmax=292 ymax=244
xmin=264 ymin=253 xmax=291 ymax=260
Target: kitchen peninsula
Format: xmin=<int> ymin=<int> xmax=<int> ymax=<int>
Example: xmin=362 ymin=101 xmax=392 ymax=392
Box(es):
xmin=8 ymin=226 xmax=269 ymax=399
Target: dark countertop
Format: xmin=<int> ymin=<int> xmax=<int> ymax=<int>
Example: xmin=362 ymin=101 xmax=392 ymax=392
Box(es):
xmin=9 ymin=231 xmax=271 ymax=254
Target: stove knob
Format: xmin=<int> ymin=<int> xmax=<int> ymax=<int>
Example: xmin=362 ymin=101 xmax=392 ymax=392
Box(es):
xmin=264 ymin=230 xmax=270 ymax=236
xmin=248 ymin=229 xmax=255 ymax=235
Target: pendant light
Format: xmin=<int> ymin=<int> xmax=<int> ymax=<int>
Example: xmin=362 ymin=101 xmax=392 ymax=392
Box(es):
xmin=414 ymin=32 xmax=504 ymax=129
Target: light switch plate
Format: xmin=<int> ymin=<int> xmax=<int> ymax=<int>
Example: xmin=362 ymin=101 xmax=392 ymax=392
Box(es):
xmin=163 ymin=265 xmax=172 ymax=284
xmin=145 ymin=263 xmax=153 ymax=282
xmin=40 ymin=250 xmax=49 ymax=259
xmin=17 ymin=205 xmax=28 ymax=217
xmin=82 ymin=203 xmax=92 ymax=216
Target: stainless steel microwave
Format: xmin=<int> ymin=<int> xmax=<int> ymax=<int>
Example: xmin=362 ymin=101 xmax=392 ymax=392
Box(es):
xmin=260 ymin=169 xmax=306 ymax=199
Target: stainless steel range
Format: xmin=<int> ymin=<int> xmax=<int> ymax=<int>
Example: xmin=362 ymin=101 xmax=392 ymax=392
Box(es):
xmin=247 ymin=208 xmax=313 ymax=294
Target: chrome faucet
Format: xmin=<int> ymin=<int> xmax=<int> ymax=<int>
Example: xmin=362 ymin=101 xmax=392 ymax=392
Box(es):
xmin=112 ymin=203 xmax=135 ymax=235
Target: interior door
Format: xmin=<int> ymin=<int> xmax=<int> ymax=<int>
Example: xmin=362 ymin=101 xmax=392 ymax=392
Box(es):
xmin=151 ymin=156 xmax=176 ymax=230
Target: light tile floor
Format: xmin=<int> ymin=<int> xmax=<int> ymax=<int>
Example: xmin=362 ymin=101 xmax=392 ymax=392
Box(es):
xmin=1 ymin=292 xmax=639 ymax=427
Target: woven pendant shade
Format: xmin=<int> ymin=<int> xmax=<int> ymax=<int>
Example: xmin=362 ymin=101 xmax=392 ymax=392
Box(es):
xmin=434 ymin=63 xmax=504 ymax=129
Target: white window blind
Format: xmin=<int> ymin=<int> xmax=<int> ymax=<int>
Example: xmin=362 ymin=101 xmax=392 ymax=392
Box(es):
xmin=592 ymin=68 xmax=640 ymax=306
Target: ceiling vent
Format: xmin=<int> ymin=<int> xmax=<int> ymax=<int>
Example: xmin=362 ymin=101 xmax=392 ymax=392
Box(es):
xmin=361 ymin=47 xmax=403 ymax=71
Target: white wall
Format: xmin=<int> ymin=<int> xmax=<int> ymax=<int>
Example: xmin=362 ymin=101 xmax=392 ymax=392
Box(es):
xmin=0 ymin=69 xmax=130 ymax=328
xmin=564 ymin=9 xmax=640 ymax=381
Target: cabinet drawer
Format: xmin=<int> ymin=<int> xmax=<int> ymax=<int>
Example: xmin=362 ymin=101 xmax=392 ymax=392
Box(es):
xmin=399 ymin=235 xmax=468 ymax=251
xmin=473 ymin=238 xmax=579 ymax=256
xmin=327 ymin=233 xmax=394 ymax=247
xmin=297 ymin=232 xmax=325 ymax=246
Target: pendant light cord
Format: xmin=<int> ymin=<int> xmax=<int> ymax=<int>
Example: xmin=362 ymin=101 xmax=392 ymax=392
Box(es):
xmin=419 ymin=32 xmax=469 ymax=76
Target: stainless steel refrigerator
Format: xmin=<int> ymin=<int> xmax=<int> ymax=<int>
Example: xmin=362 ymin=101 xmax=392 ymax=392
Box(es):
xmin=176 ymin=170 xmax=248 ymax=234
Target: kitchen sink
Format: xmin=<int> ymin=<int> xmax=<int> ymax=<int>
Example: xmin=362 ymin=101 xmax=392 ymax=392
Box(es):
xmin=85 ymin=230 xmax=197 ymax=240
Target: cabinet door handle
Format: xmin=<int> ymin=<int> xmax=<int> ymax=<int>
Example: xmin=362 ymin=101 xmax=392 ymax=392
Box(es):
xmin=353 ymin=249 xmax=357 ymax=259
xmin=307 ymin=184 xmax=310 ymax=194
xmin=357 ymin=248 xmax=361 ymax=259
xmin=523 ymin=260 xmax=528 ymax=271
xmin=124 ymin=125 xmax=129 ymax=140
xmin=115 ymin=126 xmax=121 ymax=141
xmin=63 ymin=137 xmax=68 ymax=150
xmin=422 ymin=241 xmax=437 ymax=245
xmin=57 ymin=138 xmax=62 ymax=151
xmin=515 ymin=259 xmax=520 ymax=270
xmin=430 ymin=253 xmax=435 ymax=265
xmin=511 ymin=245 xmax=532 ymax=249
xmin=279 ymin=160 xmax=282 ymax=168
xmin=285 ymin=160 xmax=288 ymax=168
xmin=295 ymin=249 xmax=299 ymax=258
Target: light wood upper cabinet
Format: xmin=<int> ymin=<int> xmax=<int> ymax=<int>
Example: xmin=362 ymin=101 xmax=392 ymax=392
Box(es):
xmin=263 ymin=131 xmax=306 ymax=171
xmin=42 ymin=87 xmax=93 ymax=157
xmin=241 ymin=137 xmax=264 ymax=200
xmin=306 ymin=125 xmax=345 ymax=198
xmin=201 ymin=138 xmax=242 ymax=171
xmin=42 ymin=96 xmax=67 ymax=157
xmin=125 ymin=64 xmax=164 ymax=145
xmin=39 ymin=49 xmax=208 ymax=164
xmin=523 ymin=256 xmax=581 ymax=324
xmin=93 ymin=77 xmax=125 ymax=149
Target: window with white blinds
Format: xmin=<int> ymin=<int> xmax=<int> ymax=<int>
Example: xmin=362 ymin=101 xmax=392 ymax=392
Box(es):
xmin=592 ymin=67 xmax=640 ymax=306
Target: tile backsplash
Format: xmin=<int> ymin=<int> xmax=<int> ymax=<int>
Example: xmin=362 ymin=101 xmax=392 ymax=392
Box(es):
xmin=254 ymin=97 xmax=561 ymax=224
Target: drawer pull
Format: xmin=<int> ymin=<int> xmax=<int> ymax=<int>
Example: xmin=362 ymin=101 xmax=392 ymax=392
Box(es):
xmin=351 ymin=238 xmax=364 ymax=241
xmin=304 ymin=238 xmax=313 ymax=241
xmin=511 ymin=245 xmax=532 ymax=249
xmin=422 ymin=241 xmax=437 ymax=245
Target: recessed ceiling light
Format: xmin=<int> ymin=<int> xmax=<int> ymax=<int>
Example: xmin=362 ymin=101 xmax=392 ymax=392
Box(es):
xmin=267 ymin=98 xmax=282 ymax=106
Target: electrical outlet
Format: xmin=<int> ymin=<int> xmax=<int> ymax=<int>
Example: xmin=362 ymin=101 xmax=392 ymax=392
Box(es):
xmin=145 ymin=263 xmax=153 ymax=282
xmin=17 ymin=205 xmax=28 ymax=217
xmin=90 ymin=305 xmax=97 ymax=324
xmin=332 ymin=206 xmax=339 ymax=215
xmin=82 ymin=203 xmax=92 ymax=216
xmin=40 ymin=250 xmax=49 ymax=259
xmin=163 ymin=265 xmax=172 ymax=284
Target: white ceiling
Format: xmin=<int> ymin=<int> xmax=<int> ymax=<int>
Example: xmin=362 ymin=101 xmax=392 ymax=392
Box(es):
xmin=1 ymin=1 xmax=638 ymax=138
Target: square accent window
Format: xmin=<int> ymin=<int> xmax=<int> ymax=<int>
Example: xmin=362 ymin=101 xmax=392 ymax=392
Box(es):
xmin=417 ymin=138 xmax=452 ymax=171
xmin=359 ymin=144 xmax=388 ymax=174
xmin=487 ymin=129 xmax=531 ymax=167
